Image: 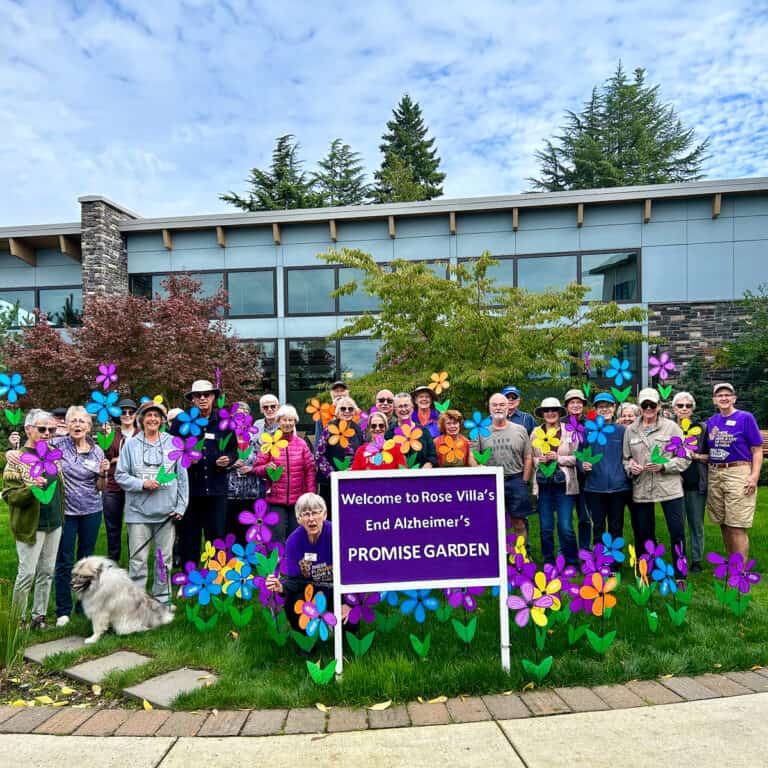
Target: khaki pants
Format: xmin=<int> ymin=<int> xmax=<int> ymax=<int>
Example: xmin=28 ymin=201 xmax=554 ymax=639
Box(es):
xmin=708 ymin=465 xmax=756 ymax=528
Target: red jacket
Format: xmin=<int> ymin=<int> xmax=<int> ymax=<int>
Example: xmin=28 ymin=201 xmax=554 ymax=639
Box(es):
xmin=254 ymin=433 xmax=316 ymax=505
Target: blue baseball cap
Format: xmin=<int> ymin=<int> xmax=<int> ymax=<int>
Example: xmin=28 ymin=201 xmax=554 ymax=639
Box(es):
xmin=502 ymin=386 xmax=521 ymax=398
xmin=593 ymin=393 xmax=616 ymax=405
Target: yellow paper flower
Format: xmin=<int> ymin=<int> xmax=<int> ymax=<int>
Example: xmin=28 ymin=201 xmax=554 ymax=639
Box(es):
xmin=514 ymin=535 xmax=529 ymax=562
xmin=152 ymin=395 xmax=164 ymax=405
xmin=260 ymin=429 xmax=288 ymax=458
xmin=380 ymin=438 xmax=397 ymax=464
xmin=628 ymin=543 xmax=637 ymax=569
xmin=328 ymin=419 xmax=356 ymax=448
xmin=680 ymin=418 xmax=702 ymax=438
xmin=200 ymin=540 xmax=216 ymax=568
xmin=428 ymin=371 xmax=450 ymax=395
xmin=532 ymin=426 xmax=560 ymax=453
xmin=533 ymin=571 xmax=562 ymax=612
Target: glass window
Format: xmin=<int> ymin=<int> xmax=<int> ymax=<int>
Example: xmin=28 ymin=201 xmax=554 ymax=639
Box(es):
xmin=0 ymin=290 xmax=35 ymax=326
xmin=485 ymin=259 xmax=515 ymax=290
xmin=39 ymin=288 xmax=83 ymax=326
xmin=287 ymin=268 xmax=335 ymax=314
xmin=130 ymin=275 xmax=153 ymax=299
xmin=228 ymin=271 xmax=275 ymax=316
xmin=581 ymin=252 xmax=639 ymax=302
xmin=251 ymin=340 xmax=277 ymax=396
xmin=586 ymin=335 xmax=642 ymax=392
xmin=338 ymin=268 xmax=379 ymax=313
xmin=517 ymin=255 xmax=577 ymax=292
xmin=340 ymin=338 xmax=382 ymax=380
xmin=287 ymin=339 xmax=337 ymax=428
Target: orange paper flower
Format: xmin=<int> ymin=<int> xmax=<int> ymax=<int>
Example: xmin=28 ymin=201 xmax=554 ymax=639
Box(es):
xmin=579 ymin=572 xmax=618 ymax=616
xmin=437 ymin=435 xmax=465 ymax=463
xmin=428 ymin=371 xmax=450 ymax=395
xmin=327 ymin=419 xmax=355 ymax=448
xmin=393 ymin=422 xmax=423 ymax=454
xmin=294 ymin=583 xmax=315 ymax=630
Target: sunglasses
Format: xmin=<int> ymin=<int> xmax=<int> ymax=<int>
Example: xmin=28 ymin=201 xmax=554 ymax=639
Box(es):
xmin=540 ymin=408 xmax=560 ymax=413
xmin=640 ymin=402 xmax=658 ymax=410
xmin=262 ymin=404 xmax=278 ymax=410
xmin=675 ymin=403 xmax=693 ymax=409
xmin=377 ymin=397 xmax=394 ymax=404
xmin=338 ymin=406 xmax=355 ymax=412
xmin=192 ymin=392 xmax=214 ymax=399
xmin=369 ymin=423 xmax=386 ymax=431
xmin=34 ymin=426 xmax=56 ymax=434
xmin=121 ymin=408 xmax=136 ymax=415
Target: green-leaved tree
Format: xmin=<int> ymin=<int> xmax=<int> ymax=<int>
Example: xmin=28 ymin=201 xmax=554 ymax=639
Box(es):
xmin=312 ymin=139 xmax=370 ymax=206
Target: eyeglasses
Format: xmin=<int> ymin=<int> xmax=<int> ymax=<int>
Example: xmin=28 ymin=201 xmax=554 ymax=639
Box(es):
xmin=262 ymin=403 xmax=278 ymax=410
xmin=369 ymin=423 xmax=386 ymax=431
xmin=338 ymin=406 xmax=355 ymax=412
xmin=121 ymin=408 xmax=136 ymax=415
xmin=33 ymin=426 xmax=56 ymax=434
xmin=675 ymin=403 xmax=693 ymax=409
xmin=377 ymin=397 xmax=394 ymax=404
xmin=192 ymin=392 xmax=214 ymax=399
xmin=299 ymin=509 xmax=324 ymax=519
xmin=715 ymin=392 xmax=734 ymax=398
xmin=640 ymin=402 xmax=658 ymax=410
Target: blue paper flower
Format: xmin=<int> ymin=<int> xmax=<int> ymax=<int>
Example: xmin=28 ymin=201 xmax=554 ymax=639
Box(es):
xmin=182 ymin=569 xmax=221 ymax=605
xmin=232 ymin=540 xmax=259 ymax=566
xmin=601 ymin=532 xmax=625 ymax=563
xmin=0 ymin=372 xmax=26 ymax=404
xmin=400 ymin=589 xmax=439 ymax=623
xmin=378 ymin=590 xmax=401 ymax=607
xmin=85 ymin=390 xmax=121 ymax=424
xmin=225 ymin=563 xmax=254 ymax=600
xmin=176 ymin=406 xmax=209 ymax=437
xmin=606 ymin=357 xmax=632 ymax=387
xmin=464 ymin=411 xmax=492 ymax=440
xmin=304 ymin=591 xmax=337 ymax=641
xmin=651 ymin=557 xmax=677 ymax=596
xmin=585 ymin=414 xmax=615 ymax=446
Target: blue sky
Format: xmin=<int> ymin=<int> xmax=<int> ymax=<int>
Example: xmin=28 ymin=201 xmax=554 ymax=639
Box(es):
xmin=1 ymin=0 xmax=766 ymax=225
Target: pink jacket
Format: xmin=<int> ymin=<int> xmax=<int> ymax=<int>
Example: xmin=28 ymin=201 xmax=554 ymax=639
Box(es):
xmin=530 ymin=425 xmax=580 ymax=496
xmin=254 ymin=433 xmax=316 ymax=505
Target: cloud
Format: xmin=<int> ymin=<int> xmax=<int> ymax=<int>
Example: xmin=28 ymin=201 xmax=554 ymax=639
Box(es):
xmin=0 ymin=0 xmax=766 ymax=225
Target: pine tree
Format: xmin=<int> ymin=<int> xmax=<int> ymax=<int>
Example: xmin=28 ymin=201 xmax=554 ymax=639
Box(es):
xmin=312 ymin=139 xmax=369 ymax=206
xmin=374 ymin=153 xmax=427 ymax=203
xmin=530 ymin=64 xmax=709 ymax=191
xmin=220 ymin=134 xmax=319 ymax=211
xmin=373 ymin=94 xmax=445 ymax=202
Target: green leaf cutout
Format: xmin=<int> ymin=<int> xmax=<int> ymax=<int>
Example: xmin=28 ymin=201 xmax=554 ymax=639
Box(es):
xmin=473 ymin=447 xmax=492 ymax=465
xmin=333 ymin=456 xmax=352 ymax=471
xmin=582 ymin=382 xmax=591 ymax=398
xmin=4 ymin=407 xmax=23 ymax=426
xmin=574 ymin=445 xmax=603 ymax=465
xmin=374 ymin=611 xmax=400 ymax=633
xmin=229 ymin=604 xmax=254 ymax=628
xmin=409 ymin=632 xmax=431 ymax=659
xmin=676 ymin=583 xmax=693 ymax=605
xmin=657 ymin=383 xmax=673 ymax=400
xmin=650 ymin=444 xmax=670 ymax=465
xmin=568 ymin=623 xmax=588 ymax=646
xmin=211 ymin=595 xmax=228 ymax=614
xmin=306 ymin=658 xmax=336 ymax=686
xmin=434 ymin=399 xmax=451 ymax=413
xmin=451 ymin=616 xmax=477 ymax=644
xmin=217 ymin=393 xmax=226 ymax=409
xmin=534 ymin=624 xmax=547 ymax=650
xmin=95 ymin=431 xmax=116 ymax=451
xmin=156 ymin=465 xmax=178 ymax=484
xmin=218 ymin=433 xmax=233 ymax=452
xmin=346 ymin=629 xmax=376 ymax=657
xmin=254 ymin=548 xmax=279 ymax=577
xmin=585 ymin=628 xmax=616 ymax=654
xmin=30 ymin=479 xmax=57 ymax=505
xmin=436 ymin=604 xmax=453 ymax=623
xmin=646 ymin=609 xmax=659 ymax=633
xmin=521 ymin=655 xmax=553 ymax=684
xmin=538 ymin=461 xmax=558 ymax=478
xmin=194 ymin=437 xmax=205 ymax=451
xmin=266 ymin=465 xmax=284 ymax=482
xmin=184 ymin=602 xmax=200 ymax=622
xmin=628 ymin=585 xmax=652 ymax=606
xmin=610 ymin=385 xmax=632 ymax=403
xmin=729 ymin=593 xmax=751 ymax=617
xmin=666 ymin=603 xmax=687 ymax=626
xmin=406 ymin=452 xmax=420 ymax=468
xmin=237 ymin=447 xmax=252 ymax=462
xmin=291 ymin=630 xmax=318 ymax=653
xmin=193 ymin=612 xmax=219 ymax=633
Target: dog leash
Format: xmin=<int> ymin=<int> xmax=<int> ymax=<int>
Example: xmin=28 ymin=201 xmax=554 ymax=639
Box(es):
xmin=127 ymin=516 xmax=175 ymax=561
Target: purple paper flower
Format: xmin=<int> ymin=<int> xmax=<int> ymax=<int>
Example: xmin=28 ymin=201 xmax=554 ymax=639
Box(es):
xmin=579 ymin=545 xmax=613 ymax=576
xmin=357 ymin=410 xmax=370 ymax=433
xmin=168 ymin=435 xmax=203 ymax=468
xmin=640 ymin=539 xmax=666 ymax=566
xmin=239 ymin=499 xmax=280 ymax=545
xmin=648 ymin=351 xmax=676 ymax=381
xmin=565 ymin=579 xmax=593 ymax=615
xmin=156 ymin=549 xmax=166 ymax=585
xmin=343 ymin=592 xmax=380 ymax=624
xmin=508 ymin=553 xmax=537 ymax=588
xmin=0 ymin=372 xmax=26 ymax=404
xmin=19 ymin=440 xmax=62 ymax=477
xmin=172 ymin=560 xmax=199 ymax=587
xmin=218 ymin=403 xmax=241 ymax=431
xmin=543 ymin=554 xmax=577 ymax=590
xmin=674 ymin=542 xmax=688 ymax=577
xmin=606 ymin=357 xmax=632 ymax=387
xmin=213 ymin=533 xmax=236 ymax=556
xmin=507 ymin=580 xmax=552 ymax=627
xmin=444 ymin=586 xmax=485 ymax=612
xmin=726 ymin=553 xmax=761 ymax=594
xmin=664 ymin=436 xmax=688 ymax=458
xmin=95 ymin=363 xmax=118 ymax=391
xmin=563 ymin=415 xmax=586 ymax=445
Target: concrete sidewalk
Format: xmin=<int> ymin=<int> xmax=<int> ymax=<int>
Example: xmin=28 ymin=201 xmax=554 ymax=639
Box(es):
xmin=2 ymin=693 xmax=766 ymax=768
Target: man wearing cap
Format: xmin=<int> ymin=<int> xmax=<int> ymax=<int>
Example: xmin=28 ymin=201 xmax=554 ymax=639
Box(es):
xmin=102 ymin=398 xmax=138 ymax=562
xmin=116 ymin=401 xmax=188 ymax=602
xmin=412 ymin=385 xmax=440 ymax=438
xmin=171 ymin=379 xmax=238 ymax=566
xmin=502 ymin=386 xmax=535 ymax=435
xmin=705 ymin=383 xmax=763 ymax=558
xmin=564 ymin=388 xmax=593 ymax=550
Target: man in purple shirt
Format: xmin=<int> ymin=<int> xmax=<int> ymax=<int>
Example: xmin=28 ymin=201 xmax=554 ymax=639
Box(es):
xmin=705 ymin=382 xmax=763 ymax=559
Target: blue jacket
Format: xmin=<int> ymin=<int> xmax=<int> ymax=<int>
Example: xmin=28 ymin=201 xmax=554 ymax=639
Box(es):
xmin=580 ymin=424 xmax=630 ymax=493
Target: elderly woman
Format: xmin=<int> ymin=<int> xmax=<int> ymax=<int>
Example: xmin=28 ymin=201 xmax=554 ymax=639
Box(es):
xmin=435 ymin=410 xmax=477 ymax=467
xmin=52 ymin=406 xmax=110 ymax=627
xmin=411 ymin=385 xmax=441 ymax=438
xmin=3 ymin=410 xmax=63 ymax=630
xmin=672 ymin=391 xmax=708 ymax=573
xmin=623 ymin=388 xmax=690 ymax=578
xmin=531 ymin=397 xmax=579 ymax=566
xmin=254 ymin=404 xmax=316 ymax=543
xmin=115 ymin=401 xmax=188 ymax=603
xmin=352 ymin=412 xmax=406 ymax=470
xmin=617 ymin=402 xmax=640 ymax=426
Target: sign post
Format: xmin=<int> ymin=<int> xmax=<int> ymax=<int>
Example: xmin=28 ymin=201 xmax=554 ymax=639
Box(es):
xmin=331 ymin=467 xmax=509 ymax=676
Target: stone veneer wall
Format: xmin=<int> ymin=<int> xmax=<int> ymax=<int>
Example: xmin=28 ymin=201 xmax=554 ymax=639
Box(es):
xmin=80 ymin=199 xmax=136 ymax=303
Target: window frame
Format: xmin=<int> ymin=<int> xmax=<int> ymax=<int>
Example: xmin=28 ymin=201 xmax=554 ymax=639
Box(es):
xmin=0 ymin=284 xmax=84 ymax=327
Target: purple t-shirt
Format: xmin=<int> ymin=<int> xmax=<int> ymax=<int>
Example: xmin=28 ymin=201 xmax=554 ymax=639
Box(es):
xmin=706 ymin=410 xmax=763 ymax=464
xmin=285 ymin=520 xmax=333 ymax=586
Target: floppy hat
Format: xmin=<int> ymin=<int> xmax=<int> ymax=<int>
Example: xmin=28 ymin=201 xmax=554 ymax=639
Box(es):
xmin=564 ymin=388 xmax=587 ymax=404
xmin=637 ymin=387 xmax=660 ymax=404
xmin=185 ymin=379 xmax=221 ymax=401
xmin=592 ymin=393 xmax=616 ymax=405
xmin=535 ymin=397 xmax=566 ymax=417
xmin=502 ymin=385 xmax=521 ymax=398
xmin=411 ymin=385 xmax=435 ymax=401
xmin=136 ymin=400 xmax=168 ymax=426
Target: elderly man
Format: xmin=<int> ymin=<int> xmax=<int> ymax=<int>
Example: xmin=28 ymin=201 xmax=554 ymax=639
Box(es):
xmin=314 ymin=380 xmax=349 ymax=454
xmin=705 ymin=383 xmax=763 ymax=559
xmin=564 ymin=388 xmax=593 ymax=550
xmin=473 ymin=393 xmax=533 ymax=548
xmin=385 ymin=392 xmax=437 ymax=468
xmin=502 ymin=386 xmax=535 ymax=435
xmin=255 ymin=393 xmax=280 ymax=442
xmin=373 ymin=389 xmax=395 ymax=420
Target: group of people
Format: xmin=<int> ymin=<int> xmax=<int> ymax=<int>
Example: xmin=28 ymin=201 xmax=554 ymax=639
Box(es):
xmin=3 ymin=373 xmax=762 ymax=632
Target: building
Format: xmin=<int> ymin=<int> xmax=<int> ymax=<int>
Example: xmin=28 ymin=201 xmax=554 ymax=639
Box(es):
xmin=1 ymin=177 xmax=766 ymax=417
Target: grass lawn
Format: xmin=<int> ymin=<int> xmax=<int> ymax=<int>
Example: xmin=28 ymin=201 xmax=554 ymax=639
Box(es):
xmin=2 ymin=496 xmax=767 ymax=709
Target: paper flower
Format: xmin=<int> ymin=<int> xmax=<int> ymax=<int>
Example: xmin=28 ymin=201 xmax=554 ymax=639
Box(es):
xmin=507 ymin=580 xmax=552 ymax=627
xmin=0 ymin=372 xmax=26 ymax=404
xmin=584 ymin=351 xmax=591 ymax=376
xmin=213 ymin=533 xmax=236 ymax=556
xmin=232 ymin=540 xmax=260 ymax=567
xmin=182 ymin=568 xmax=221 ymax=605
xmin=353 ymin=409 xmax=369 ymax=432
xmin=428 ymin=371 xmax=450 ymax=395
xmin=444 ymin=586 xmax=484 ymax=612
xmin=295 ymin=585 xmax=337 ymax=640
xmin=364 ymin=435 xmax=397 ymax=466
xmin=176 ymin=406 xmax=208 ymax=437
xmin=663 ymin=436 xmax=689 ymax=458
xmin=207 ymin=548 xmax=238 ymax=586
xmin=563 ymin=415 xmax=585 ymax=444
xmin=86 ymin=390 xmax=121 ymax=424
xmin=378 ymin=591 xmax=401 ymax=608
xmin=19 ymin=440 xmax=62 ymax=477
xmin=640 ymin=539 xmax=666 ymax=566
xmin=306 ymin=399 xmax=335 ymax=427
xmin=95 ymin=363 xmax=118 ymax=391
xmin=508 ymin=552 xmax=537 ymax=588
xmin=679 ymin=419 xmax=701 ymax=451
xmin=260 ymin=429 xmax=288 ymax=458
xmin=674 ymin=542 xmax=688 ymax=578
xmin=725 ymin=553 xmax=761 ymax=593
xmin=172 ymin=560 xmax=198 ymax=587
xmin=579 ymin=572 xmax=618 ymax=616
xmin=651 ymin=558 xmax=677 ymax=596
xmin=601 ymin=533 xmax=625 ymax=563
xmin=218 ymin=403 xmax=242 ymax=431
xmin=400 ymin=589 xmax=439 ymax=623
xmin=638 ymin=557 xmax=650 ymax=587
xmin=585 ymin=414 xmax=615 ymax=446
xmin=648 ymin=351 xmax=676 ymax=381
xmin=464 ymin=411 xmax=492 ymax=440
xmin=606 ymin=357 xmax=632 ymax=387
xmin=532 ymin=571 xmax=562 ymax=613
xmin=239 ymin=499 xmax=280 ymax=545
xmin=437 ymin=435 xmax=465 ymax=464
xmin=343 ymin=592 xmax=380 ymax=624
xmin=393 ymin=421 xmax=423 ymax=454
xmin=168 ymin=435 xmax=202 ymax=468
xmin=225 ymin=562 xmax=255 ymax=600
xmin=532 ymin=426 xmax=560 ymax=453
xmin=328 ymin=419 xmax=356 ymax=448
xmin=542 ymin=554 xmax=577 ymax=590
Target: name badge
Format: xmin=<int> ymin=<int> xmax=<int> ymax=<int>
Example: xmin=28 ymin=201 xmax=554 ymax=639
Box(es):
xmin=726 ymin=420 xmax=736 ymax=426
xmin=204 ymin=432 xmax=215 ymax=440
xmin=304 ymin=552 xmax=318 ymax=562
xmin=83 ymin=458 xmax=99 ymax=473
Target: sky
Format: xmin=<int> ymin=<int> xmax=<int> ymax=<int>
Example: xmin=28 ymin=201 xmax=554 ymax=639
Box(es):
xmin=1 ymin=0 xmax=767 ymax=226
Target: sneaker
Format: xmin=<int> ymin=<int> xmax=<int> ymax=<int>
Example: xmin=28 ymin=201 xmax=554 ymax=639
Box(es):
xmin=691 ymin=561 xmax=702 ymax=573
xmin=55 ymin=615 xmax=70 ymax=628
xmin=31 ymin=616 xmax=47 ymax=631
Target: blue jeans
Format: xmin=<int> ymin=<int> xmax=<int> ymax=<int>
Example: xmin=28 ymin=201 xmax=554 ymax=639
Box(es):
xmin=55 ymin=512 xmax=102 ymax=618
xmin=538 ymin=484 xmax=578 ymax=565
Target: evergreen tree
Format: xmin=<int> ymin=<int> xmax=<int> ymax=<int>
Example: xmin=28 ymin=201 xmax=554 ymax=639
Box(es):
xmin=374 ymin=152 xmax=427 ymax=203
xmin=312 ymin=139 xmax=369 ymax=206
xmin=220 ymin=134 xmax=319 ymax=211
xmin=530 ymin=64 xmax=709 ymax=191
xmin=373 ymin=94 xmax=445 ymax=202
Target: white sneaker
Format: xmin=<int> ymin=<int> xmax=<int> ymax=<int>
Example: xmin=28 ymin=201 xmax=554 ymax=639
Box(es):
xmin=55 ymin=615 xmax=70 ymax=628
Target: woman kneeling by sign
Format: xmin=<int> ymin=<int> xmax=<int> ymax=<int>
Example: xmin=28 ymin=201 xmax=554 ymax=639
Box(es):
xmin=265 ymin=492 xmax=348 ymax=629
